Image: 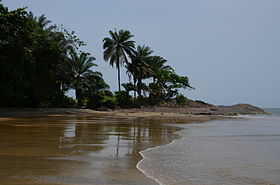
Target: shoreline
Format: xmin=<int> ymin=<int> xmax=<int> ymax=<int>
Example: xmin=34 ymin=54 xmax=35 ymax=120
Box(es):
xmin=137 ymin=112 xmax=280 ymax=185
xmin=0 ymin=109 xmax=185 ymax=185
xmin=0 ymin=107 xmax=270 ymax=185
xmin=0 ymin=108 xmax=214 ymax=123
xmin=0 ymin=103 xmax=266 ymax=121
xmin=0 ymin=107 xmax=226 ymax=185
xmin=137 ymin=135 xmax=182 ymax=185
xmin=0 ymin=106 xmax=250 ymax=123
xmin=0 ymin=107 xmax=223 ymax=184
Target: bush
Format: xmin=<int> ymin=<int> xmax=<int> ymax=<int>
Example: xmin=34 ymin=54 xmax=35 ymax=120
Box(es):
xmin=115 ymin=91 xmax=132 ymax=108
xmin=175 ymin=94 xmax=188 ymax=106
xmin=62 ymin=96 xmax=78 ymax=108
xmin=99 ymin=96 xmax=116 ymax=109
xmin=134 ymin=96 xmax=162 ymax=107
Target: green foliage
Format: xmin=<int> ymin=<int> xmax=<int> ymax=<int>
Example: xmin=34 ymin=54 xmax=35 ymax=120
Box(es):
xmin=0 ymin=6 xmax=65 ymax=107
xmin=115 ymin=91 xmax=132 ymax=108
xmin=122 ymin=82 xmax=136 ymax=92
xmin=62 ymin=96 xmax=78 ymax=108
xmin=86 ymin=91 xmax=116 ymax=110
xmin=0 ymin=2 xmax=194 ymax=109
xmin=99 ymin=95 xmax=116 ymax=109
xmin=134 ymin=96 xmax=161 ymax=107
xmin=126 ymin=45 xmax=153 ymax=97
xmin=68 ymin=49 xmax=104 ymax=107
xmin=149 ymin=66 xmax=194 ymax=100
xmin=175 ymin=94 xmax=188 ymax=106
xmin=0 ymin=4 xmax=106 ymax=108
xmin=103 ymin=29 xmax=135 ymax=91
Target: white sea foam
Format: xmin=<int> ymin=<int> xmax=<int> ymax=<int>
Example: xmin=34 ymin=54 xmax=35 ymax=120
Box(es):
xmin=235 ymin=114 xmax=280 ymax=120
xmin=136 ymin=134 xmax=182 ymax=185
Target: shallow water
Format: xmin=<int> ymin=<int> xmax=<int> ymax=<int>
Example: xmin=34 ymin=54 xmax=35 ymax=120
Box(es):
xmin=0 ymin=114 xmax=180 ymax=185
xmin=138 ymin=109 xmax=280 ymax=185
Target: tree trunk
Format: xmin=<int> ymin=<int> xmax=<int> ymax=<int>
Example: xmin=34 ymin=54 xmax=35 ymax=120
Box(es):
xmin=117 ymin=58 xmax=121 ymax=91
xmin=133 ymin=78 xmax=136 ymax=98
xmin=137 ymin=79 xmax=142 ymax=97
xmin=118 ymin=67 xmax=121 ymax=91
xmin=75 ymin=86 xmax=81 ymax=107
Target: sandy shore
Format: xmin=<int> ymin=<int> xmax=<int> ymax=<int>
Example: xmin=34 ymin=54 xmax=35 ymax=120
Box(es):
xmin=0 ymin=107 xmax=265 ymax=185
xmin=0 ymin=103 xmax=265 ymax=121
xmin=0 ymin=108 xmax=224 ymax=124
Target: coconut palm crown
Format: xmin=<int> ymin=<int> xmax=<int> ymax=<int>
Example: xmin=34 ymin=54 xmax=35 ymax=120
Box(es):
xmin=69 ymin=50 xmax=97 ymax=106
xmin=127 ymin=45 xmax=153 ymax=96
xmin=103 ymin=29 xmax=135 ymax=91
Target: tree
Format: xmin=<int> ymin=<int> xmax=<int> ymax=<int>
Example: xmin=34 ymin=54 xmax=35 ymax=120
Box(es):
xmin=81 ymin=72 xmax=109 ymax=98
xmin=27 ymin=12 xmax=51 ymax=29
xmin=126 ymin=45 xmax=153 ymax=97
xmin=148 ymin=56 xmax=169 ymax=82
xmin=149 ymin=66 xmax=194 ymax=99
xmin=103 ymin=29 xmax=135 ymax=91
xmin=0 ymin=3 xmax=91 ymax=107
xmin=69 ymin=50 xmax=97 ymax=106
xmin=0 ymin=6 xmax=64 ymax=107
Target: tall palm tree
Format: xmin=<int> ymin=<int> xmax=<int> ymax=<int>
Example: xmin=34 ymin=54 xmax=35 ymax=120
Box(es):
xmin=69 ymin=50 xmax=96 ymax=106
xmin=127 ymin=45 xmax=153 ymax=97
xmin=103 ymin=29 xmax=135 ymax=91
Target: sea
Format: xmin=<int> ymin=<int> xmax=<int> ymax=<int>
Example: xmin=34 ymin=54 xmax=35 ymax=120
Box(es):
xmin=137 ymin=108 xmax=280 ymax=185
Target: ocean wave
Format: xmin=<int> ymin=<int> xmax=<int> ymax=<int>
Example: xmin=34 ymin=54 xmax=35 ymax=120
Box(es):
xmin=235 ymin=114 xmax=280 ymax=120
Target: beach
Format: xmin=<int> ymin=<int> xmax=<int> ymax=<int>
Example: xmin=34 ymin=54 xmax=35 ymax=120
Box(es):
xmin=0 ymin=108 xmax=279 ymax=185
xmin=0 ymin=110 xmax=185 ymax=185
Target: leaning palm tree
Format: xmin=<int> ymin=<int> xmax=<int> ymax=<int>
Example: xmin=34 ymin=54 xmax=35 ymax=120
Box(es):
xmin=103 ymin=29 xmax=135 ymax=91
xmin=69 ymin=50 xmax=96 ymax=106
xmin=127 ymin=45 xmax=153 ymax=97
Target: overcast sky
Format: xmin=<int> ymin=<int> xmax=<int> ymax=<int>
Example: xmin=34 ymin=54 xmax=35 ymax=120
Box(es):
xmin=4 ymin=0 xmax=280 ymax=107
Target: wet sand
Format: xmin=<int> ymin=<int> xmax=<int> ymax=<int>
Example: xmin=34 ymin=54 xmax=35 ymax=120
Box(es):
xmin=0 ymin=107 xmax=217 ymax=121
xmin=0 ymin=113 xmax=184 ymax=185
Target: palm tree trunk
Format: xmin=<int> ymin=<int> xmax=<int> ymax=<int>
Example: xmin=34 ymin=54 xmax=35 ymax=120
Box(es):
xmin=133 ymin=78 xmax=136 ymax=98
xmin=137 ymin=79 xmax=142 ymax=97
xmin=118 ymin=67 xmax=121 ymax=91
xmin=117 ymin=58 xmax=121 ymax=91
xmin=75 ymin=86 xmax=81 ymax=107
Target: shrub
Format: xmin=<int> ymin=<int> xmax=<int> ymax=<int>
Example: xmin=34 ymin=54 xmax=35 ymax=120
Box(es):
xmin=99 ymin=96 xmax=116 ymax=109
xmin=62 ymin=96 xmax=78 ymax=108
xmin=115 ymin=91 xmax=132 ymax=108
xmin=175 ymin=94 xmax=188 ymax=106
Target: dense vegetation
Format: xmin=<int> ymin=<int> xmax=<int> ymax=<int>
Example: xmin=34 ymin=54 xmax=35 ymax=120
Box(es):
xmin=0 ymin=2 xmax=193 ymax=109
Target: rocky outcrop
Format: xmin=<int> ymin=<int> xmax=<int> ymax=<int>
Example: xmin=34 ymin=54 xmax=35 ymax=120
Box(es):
xmin=214 ymin=104 xmax=267 ymax=115
xmin=122 ymin=103 xmax=267 ymax=116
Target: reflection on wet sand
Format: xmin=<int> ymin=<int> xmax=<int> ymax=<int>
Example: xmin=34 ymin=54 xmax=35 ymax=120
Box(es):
xmin=0 ymin=114 xmax=180 ymax=185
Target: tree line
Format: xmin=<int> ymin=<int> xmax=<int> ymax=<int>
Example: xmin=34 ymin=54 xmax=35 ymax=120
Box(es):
xmin=0 ymin=2 xmax=193 ymax=109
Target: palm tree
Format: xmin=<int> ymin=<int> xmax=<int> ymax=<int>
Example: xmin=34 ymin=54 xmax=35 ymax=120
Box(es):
xmin=148 ymin=56 xmax=169 ymax=83
xmin=82 ymin=72 xmax=109 ymax=97
xmin=103 ymin=29 xmax=135 ymax=91
xmin=127 ymin=45 xmax=153 ymax=97
xmin=69 ymin=50 xmax=96 ymax=106
xmin=28 ymin=12 xmax=51 ymax=29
